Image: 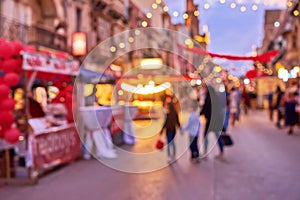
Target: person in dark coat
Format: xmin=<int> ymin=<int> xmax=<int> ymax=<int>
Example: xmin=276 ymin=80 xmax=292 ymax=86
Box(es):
xmin=160 ymin=101 xmax=181 ymax=163
xmin=284 ymin=92 xmax=298 ymax=135
xmin=275 ymin=86 xmax=284 ymax=128
xmin=200 ymin=85 xmax=225 ymax=159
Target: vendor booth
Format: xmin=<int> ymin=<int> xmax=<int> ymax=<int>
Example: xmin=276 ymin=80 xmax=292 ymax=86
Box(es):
xmin=77 ymin=67 xmax=138 ymax=159
xmin=0 ymin=45 xmax=81 ymax=184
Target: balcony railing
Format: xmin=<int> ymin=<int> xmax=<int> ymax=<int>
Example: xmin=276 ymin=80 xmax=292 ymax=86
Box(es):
xmin=30 ymin=25 xmax=67 ymax=52
xmin=0 ymin=15 xmax=30 ymax=44
xmin=0 ymin=15 xmax=67 ymax=52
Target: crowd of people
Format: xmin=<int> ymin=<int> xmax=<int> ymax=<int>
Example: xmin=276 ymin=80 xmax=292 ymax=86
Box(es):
xmin=159 ymin=84 xmax=252 ymax=164
xmin=268 ymin=82 xmax=300 ymax=135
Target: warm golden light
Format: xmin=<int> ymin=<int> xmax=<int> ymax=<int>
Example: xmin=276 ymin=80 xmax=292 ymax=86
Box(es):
xmin=204 ymin=3 xmax=210 ymax=9
xmin=110 ymin=46 xmax=116 ymax=52
xmin=173 ymin=11 xmax=179 ymax=17
xmin=119 ymin=42 xmax=125 ymax=49
xmin=121 ymin=82 xmax=171 ymax=95
xmin=135 ymin=30 xmax=140 ymax=35
xmin=128 ymin=37 xmax=134 ymax=43
xmin=240 ymin=6 xmax=246 ymax=12
xmin=140 ymin=58 xmax=163 ymax=69
xmin=156 ymin=0 xmax=161 ymax=4
xmin=183 ymin=13 xmax=189 ymax=19
xmin=184 ymin=38 xmax=194 ymax=48
xmin=252 ymin=5 xmax=258 ymax=11
xmin=141 ymin=21 xmax=148 ymax=27
xmin=152 ymin=3 xmax=158 ymax=9
xmin=220 ymin=0 xmax=226 ymax=4
xmin=293 ymin=10 xmax=299 ymax=16
xmin=194 ymin=10 xmax=199 ymax=16
xmin=230 ymin=3 xmax=236 ymax=8
xmin=287 ymin=1 xmax=293 ymax=7
xmin=163 ymin=6 xmax=169 ymax=12
xmin=146 ymin=12 xmax=152 ymax=19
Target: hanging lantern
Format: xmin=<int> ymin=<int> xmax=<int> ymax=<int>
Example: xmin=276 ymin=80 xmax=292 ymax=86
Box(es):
xmin=0 ymin=111 xmax=14 ymax=129
xmin=4 ymin=127 xmax=20 ymax=144
xmin=4 ymin=72 xmax=20 ymax=87
xmin=245 ymin=69 xmax=258 ymax=79
xmin=0 ymin=98 xmax=15 ymax=111
xmin=0 ymin=84 xmax=10 ymax=100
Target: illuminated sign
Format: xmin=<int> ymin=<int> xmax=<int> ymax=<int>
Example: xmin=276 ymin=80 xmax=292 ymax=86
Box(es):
xmin=71 ymin=32 xmax=87 ymax=56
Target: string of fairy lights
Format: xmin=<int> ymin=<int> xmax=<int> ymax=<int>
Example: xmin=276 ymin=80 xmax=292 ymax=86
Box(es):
xmin=108 ymin=0 xmax=284 ymax=86
xmin=143 ymin=0 xmax=291 ymax=23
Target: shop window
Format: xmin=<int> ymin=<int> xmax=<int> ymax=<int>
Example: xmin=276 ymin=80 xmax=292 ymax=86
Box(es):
xmin=76 ymin=8 xmax=82 ymax=32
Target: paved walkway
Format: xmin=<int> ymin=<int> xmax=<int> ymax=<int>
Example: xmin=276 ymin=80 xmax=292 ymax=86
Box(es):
xmin=1 ymin=110 xmax=300 ymax=200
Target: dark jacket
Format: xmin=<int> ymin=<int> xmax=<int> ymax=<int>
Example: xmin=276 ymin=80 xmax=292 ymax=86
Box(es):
xmin=162 ymin=110 xmax=180 ymax=134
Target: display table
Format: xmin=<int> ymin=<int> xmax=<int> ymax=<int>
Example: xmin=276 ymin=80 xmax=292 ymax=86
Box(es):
xmin=80 ymin=106 xmax=117 ymax=159
xmin=28 ymin=123 xmax=81 ymax=169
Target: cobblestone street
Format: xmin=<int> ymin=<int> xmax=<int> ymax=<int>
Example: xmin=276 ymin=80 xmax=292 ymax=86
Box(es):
xmin=1 ymin=110 xmax=300 ymax=200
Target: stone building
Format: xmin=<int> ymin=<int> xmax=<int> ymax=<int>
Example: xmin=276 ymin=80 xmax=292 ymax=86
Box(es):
xmin=261 ymin=1 xmax=300 ymax=74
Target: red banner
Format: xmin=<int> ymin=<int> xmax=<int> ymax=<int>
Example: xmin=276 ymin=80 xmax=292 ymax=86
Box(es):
xmin=22 ymin=52 xmax=80 ymax=76
xmin=29 ymin=124 xmax=81 ymax=169
xmin=178 ymin=44 xmax=279 ymax=62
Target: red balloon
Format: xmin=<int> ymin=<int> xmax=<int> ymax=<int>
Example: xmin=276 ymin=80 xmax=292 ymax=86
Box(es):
xmin=0 ymin=38 xmax=7 ymax=43
xmin=4 ymin=72 xmax=20 ymax=87
xmin=0 ymin=98 xmax=15 ymax=110
xmin=11 ymin=40 xmax=23 ymax=55
xmin=0 ymin=126 xmax=8 ymax=138
xmin=4 ymin=127 xmax=20 ymax=144
xmin=2 ymin=59 xmax=18 ymax=73
xmin=0 ymin=111 xmax=14 ymax=129
xmin=0 ymin=84 xmax=10 ymax=100
xmin=0 ymin=41 xmax=13 ymax=59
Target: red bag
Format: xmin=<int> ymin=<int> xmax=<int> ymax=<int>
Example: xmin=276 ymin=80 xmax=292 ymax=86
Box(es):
xmin=155 ymin=139 xmax=164 ymax=150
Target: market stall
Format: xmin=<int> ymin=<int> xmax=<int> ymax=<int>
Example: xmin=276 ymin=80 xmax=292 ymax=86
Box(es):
xmin=0 ymin=40 xmax=82 ymax=184
xmin=21 ymin=51 xmax=81 ymax=173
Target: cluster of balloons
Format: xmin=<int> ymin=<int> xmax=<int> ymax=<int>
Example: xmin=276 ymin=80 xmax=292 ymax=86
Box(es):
xmin=0 ymin=38 xmax=33 ymax=144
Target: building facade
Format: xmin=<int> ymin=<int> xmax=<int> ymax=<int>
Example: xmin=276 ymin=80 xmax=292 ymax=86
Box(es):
xmin=261 ymin=1 xmax=300 ymax=76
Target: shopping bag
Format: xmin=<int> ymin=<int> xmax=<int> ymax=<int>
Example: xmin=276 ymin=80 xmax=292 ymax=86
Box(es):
xmin=220 ymin=133 xmax=233 ymax=146
xmin=155 ymin=138 xmax=164 ymax=150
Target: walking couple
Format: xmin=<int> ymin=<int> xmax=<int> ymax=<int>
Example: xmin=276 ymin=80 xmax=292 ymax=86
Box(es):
xmin=160 ymin=85 xmax=225 ymax=164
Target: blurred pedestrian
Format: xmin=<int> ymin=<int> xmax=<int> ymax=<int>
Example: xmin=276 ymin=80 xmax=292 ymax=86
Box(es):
xmin=229 ymin=87 xmax=239 ymax=127
xmin=222 ymin=86 xmax=230 ymax=134
xmin=235 ymin=88 xmax=242 ymax=122
xmin=160 ymin=101 xmax=181 ymax=163
xmin=182 ymin=103 xmax=201 ymax=163
xmin=275 ymin=86 xmax=284 ymax=128
xmin=200 ymin=85 xmax=224 ymax=159
xmin=267 ymin=87 xmax=274 ymax=121
xmin=284 ymin=92 xmax=298 ymax=135
xmin=241 ymin=88 xmax=250 ymax=115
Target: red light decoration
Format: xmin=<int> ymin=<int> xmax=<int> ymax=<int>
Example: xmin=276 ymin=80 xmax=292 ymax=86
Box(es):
xmin=71 ymin=32 xmax=87 ymax=56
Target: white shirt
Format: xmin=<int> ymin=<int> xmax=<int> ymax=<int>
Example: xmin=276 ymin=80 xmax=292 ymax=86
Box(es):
xmin=182 ymin=112 xmax=200 ymax=137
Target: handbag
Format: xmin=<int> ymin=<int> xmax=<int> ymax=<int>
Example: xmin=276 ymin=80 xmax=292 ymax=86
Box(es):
xmin=220 ymin=133 xmax=234 ymax=146
xmin=155 ymin=138 xmax=164 ymax=150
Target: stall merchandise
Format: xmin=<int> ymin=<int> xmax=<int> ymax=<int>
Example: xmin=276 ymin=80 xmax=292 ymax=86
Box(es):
xmin=0 ymin=39 xmax=81 ymax=184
